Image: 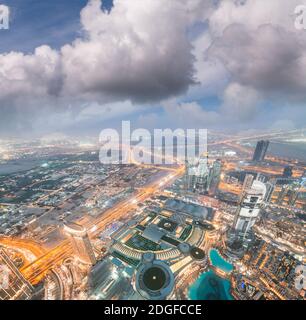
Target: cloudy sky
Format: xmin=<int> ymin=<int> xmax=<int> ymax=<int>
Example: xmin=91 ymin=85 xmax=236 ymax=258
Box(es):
xmin=0 ymin=0 xmax=306 ymax=138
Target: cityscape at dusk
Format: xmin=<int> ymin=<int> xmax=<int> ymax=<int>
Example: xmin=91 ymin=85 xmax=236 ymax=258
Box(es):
xmin=0 ymin=0 xmax=305 ymax=308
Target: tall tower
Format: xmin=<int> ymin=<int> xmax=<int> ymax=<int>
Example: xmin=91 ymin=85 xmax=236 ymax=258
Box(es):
xmin=242 ymin=174 xmax=254 ymax=192
xmin=184 ymin=160 xmax=197 ymax=192
xmin=239 ymin=174 xmax=254 ymax=202
xmin=283 ymin=165 xmax=293 ymax=178
xmin=64 ymin=223 xmax=96 ymax=265
xmin=196 ymin=152 xmax=209 ymax=193
xmin=0 ymin=248 xmax=33 ymax=300
xmin=264 ymin=182 xmax=275 ymax=204
xmin=252 ymin=140 xmax=269 ymax=162
xmin=233 ymin=180 xmax=266 ymax=237
xmin=208 ymin=159 xmax=222 ymax=195
xmin=256 ymin=173 xmax=266 ymax=183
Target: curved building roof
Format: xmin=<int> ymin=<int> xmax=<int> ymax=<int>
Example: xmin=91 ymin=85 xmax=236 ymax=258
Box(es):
xmin=63 ymin=222 xmax=87 ymax=236
xmin=135 ymin=260 xmax=174 ymax=300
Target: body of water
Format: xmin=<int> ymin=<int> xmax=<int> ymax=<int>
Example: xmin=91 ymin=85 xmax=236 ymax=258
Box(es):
xmin=189 ymin=249 xmax=234 ymax=300
xmin=189 ymin=270 xmax=233 ymax=300
xmin=209 ymin=249 xmax=233 ymax=273
xmin=0 ymin=160 xmax=44 ymax=175
xmin=268 ymin=141 xmax=306 ymax=162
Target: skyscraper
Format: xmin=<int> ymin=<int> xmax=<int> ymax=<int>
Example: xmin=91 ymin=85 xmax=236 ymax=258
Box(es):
xmin=195 ymin=153 xmax=209 ymax=193
xmin=283 ymin=165 xmax=293 ymax=178
xmin=208 ymin=159 xmax=222 ymax=195
xmin=64 ymin=223 xmax=96 ymax=265
xmin=252 ymin=140 xmax=269 ymax=162
xmin=184 ymin=154 xmax=209 ymax=193
xmin=233 ymin=180 xmax=266 ymax=237
xmin=242 ymin=174 xmax=254 ymax=192
xmin=240 ymin=174 xmax=254 ymax=202
xmin=264 ymin=182 xmax=275 ymax=204
xmin=0 ymin=248 xmax=33 ymax=300
xmin=184 ymin=159 xmax=197 ymax=192
xmin=256 ymin=173 xmax=267 ymax=183
xmin=276 ymin=184 xmax=300 ymax=207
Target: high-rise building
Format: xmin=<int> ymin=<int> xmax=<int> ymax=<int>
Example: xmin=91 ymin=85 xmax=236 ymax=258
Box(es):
xmin=239 ymin=174 xmax=254 ymax=202
xmin=242 ymin=174 xmax=254 ymax=192
xmin=208 ymin=159 xmax=222 ymax=195
xmin=252 ymin=140 xmax=269 ymax=162
xmin=184 ymin=160 xmax=197 ymax=192
xmin=256 ymin=173 xmax=267 ymax=183
xmin=233 ymin=180 xmax=266 ymax=237
xmin=64 ymin=223 xmax=96 ymax=265
xmin=276 ymin=184 xmax=300 ymax=207
xmin=184 ymin=154 xmax=209 ymax=193
xmin=283 ymin=165 xmax=293 ymax=178
xmin=0 ymin=248 xmax=33 ymax=300
xmin=195 ymin=153 xmax=209 ymax=193
xmin=264 ymin=182 xmax=275 ymax=204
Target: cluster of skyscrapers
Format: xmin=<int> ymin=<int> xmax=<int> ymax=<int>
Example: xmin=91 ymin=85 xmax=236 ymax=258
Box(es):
xmin=184 ymin=154 xmax=222 ymax=196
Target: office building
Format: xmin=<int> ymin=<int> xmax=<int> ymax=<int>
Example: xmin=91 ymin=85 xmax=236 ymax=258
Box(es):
xmin=239 ymin=174 xmax=254 ymax=202
xmin=184 ymin=160 xmax=197 ymax=192
xmin=184 ymin=154 xmax=210 ymax=193
xmin=208 ymin=159 xmax=222 ymax=195
xmin=283 ymin=166 xmax=293 ymax=178
xmin=233 ymin=180 xmax=266 ymax=236
xmin=256 ymin=173 xmax=267 ymax=183
xmin=264 ymin=182 xmax=275 ymax=204
xmin=242 ymin=174 xmax=254 ymax=193
xmin=64 ymin=223 xmax=96 ymax=265
xmin=252 ymin=140 xmax=269 ymax=162
xmin=276 ymin=184 xmax=300 ymax=207
xmin=195 ymin=153 xmax=209 ymax=193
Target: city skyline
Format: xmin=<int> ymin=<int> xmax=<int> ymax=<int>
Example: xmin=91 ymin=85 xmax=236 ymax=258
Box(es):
xmin=0 ymin=132 xmax=305 ymax=301
xmin=0 ymin=0 xmax=305 ymax=304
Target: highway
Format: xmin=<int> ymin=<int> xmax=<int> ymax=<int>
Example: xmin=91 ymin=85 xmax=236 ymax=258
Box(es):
xmin=0 ymin=165 xmax=185 ymax=285
xmin=0 ymin=238 xmax=46 ymax=259
xmin=1 ymin=128 xmax=305 ymax=285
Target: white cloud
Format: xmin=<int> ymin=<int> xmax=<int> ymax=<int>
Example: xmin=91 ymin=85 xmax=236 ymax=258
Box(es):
xmin=0 ymin=0 xmax=216 ymax=134
xmin=163 ymin=100 xmax=220 ymax=128
xmin=209 ymin=0 xmax=301 ymax=36
xmin=221 ymin=82 xmax=261 ymax=121
xmin=61 ymin=0 xmax=209 ymax=102
xmin=76 ymin=100 xmax=140 ymax=121
xmin=0 ymin=45 xmax=61 ymax=99
xmin=0 ymin=0 xmax=305 ymax=135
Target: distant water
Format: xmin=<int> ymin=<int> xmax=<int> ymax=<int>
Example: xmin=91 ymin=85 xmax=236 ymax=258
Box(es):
xmin=189 ymin=249 xmax=234 ymax=300
xmin=268 ymin=141 xmax=306 ymax=162
xmin=0 ymin=160 xmax=43 ymax=175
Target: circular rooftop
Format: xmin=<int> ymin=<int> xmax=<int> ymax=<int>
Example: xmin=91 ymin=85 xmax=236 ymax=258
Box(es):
xmin=190 ymin=247 xmax=205 ymax=261
xmin=178 ymin=243 xmax=191 ymax=254
xmin=63 ymin=222 xmax=87 ymax=236
xmin=135 ymin=260 xmax=174 ymax=300
xmin=143 ymin=267 xmax=167 ymax=291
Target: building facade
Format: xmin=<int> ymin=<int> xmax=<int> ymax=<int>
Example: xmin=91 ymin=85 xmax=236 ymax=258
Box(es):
xmin=233 ymin=180 xmax=266 ymax=236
